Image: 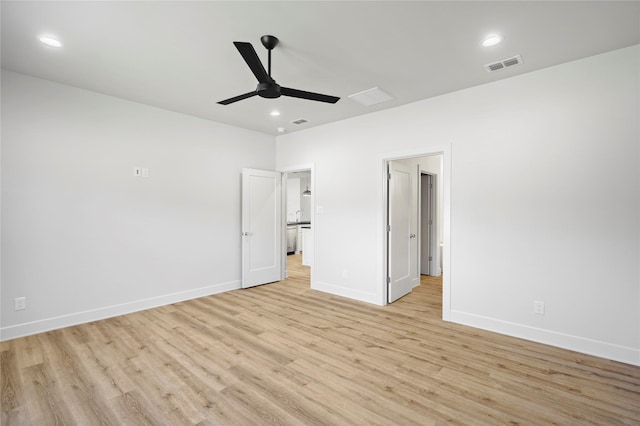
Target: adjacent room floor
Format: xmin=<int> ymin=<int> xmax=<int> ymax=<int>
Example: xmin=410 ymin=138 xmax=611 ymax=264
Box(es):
xmin=2 ymin=254 xmax=639 ymax=424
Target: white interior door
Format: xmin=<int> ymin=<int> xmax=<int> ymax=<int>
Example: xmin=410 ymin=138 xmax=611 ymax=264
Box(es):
xmin=388 ymin=161 xmax=414 ymax=302
xmin=242 ymin=168 xmax=282 ymax=288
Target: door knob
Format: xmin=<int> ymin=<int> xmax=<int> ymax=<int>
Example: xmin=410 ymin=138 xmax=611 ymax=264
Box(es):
xmin=242 ymin=232 xmax=249 ymax=236
xmin=409 ymin=233 xmax=416 ymax=238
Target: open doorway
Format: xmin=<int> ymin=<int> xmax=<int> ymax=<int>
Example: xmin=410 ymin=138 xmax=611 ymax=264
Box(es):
xmin=383 ymin=150 xmax=449 ymax=318
xmin=284 ymin=169 xmax=312 ymax=284
xmin=421 ymin=172 xmax=437 ymax=276
xmin=419 ymin=155 xmax=443 ymax=278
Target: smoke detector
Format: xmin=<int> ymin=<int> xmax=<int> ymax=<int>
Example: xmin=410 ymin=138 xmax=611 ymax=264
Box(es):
xmin=484 ymin=55 xmax=523 ymax=72
xmin=291 ymin=118 xmax=308 ymax=125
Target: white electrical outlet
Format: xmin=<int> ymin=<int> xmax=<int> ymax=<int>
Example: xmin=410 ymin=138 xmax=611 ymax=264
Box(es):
xmin=15 ymin=297 xmax=26 ymax=311
xmin=342 ymin=269 xmax=348 ymax=279
xmin=316 ymin=206 xmax=324 ymax=214
xmin=141 ymin=168 xmax=149 ymax=178
xmin=534 ymin=301 xmax=545 ymax=315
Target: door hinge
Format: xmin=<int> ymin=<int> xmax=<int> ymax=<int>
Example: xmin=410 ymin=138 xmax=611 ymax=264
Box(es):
xmin=387 ymin=173 xmax=391 ymax=180
xmin=387 ymin=224 xmax=391 ymax=232
xmin=429 ymin=256 xmax=433 ymax=261
xmin=387 ymin=276 xmax=391 ymax=284
xmin=430 ymin=183 xmax=433 ymax=188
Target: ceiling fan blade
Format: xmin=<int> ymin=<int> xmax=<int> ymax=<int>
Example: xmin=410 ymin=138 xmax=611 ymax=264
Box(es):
xmin=217 ymin=91 xmax=258 ymax=105
xmin=281 ymin=87 xmax=340 ymax=104
xmin=233 ymin=41 xmax=271 ymax=84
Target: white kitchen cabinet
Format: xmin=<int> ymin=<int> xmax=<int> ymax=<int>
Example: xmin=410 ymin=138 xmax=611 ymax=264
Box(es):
xmin=301 ymin=227 xmax=312 ymax=266
xmin=296 ymin=225 xmax=303 ymax=254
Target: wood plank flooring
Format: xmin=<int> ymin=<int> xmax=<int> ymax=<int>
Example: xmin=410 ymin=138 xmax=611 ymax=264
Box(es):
xmin=2 ymin=254 xmax=639 ymax=425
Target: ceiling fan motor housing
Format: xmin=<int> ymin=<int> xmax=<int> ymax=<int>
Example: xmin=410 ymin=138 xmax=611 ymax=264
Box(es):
xmin=257 ymin=81 xmax=281 ymax=98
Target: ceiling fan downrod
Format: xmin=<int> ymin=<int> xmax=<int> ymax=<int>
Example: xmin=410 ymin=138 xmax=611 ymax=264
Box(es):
xmin=260 ymin=35 xmax=279 ymax=78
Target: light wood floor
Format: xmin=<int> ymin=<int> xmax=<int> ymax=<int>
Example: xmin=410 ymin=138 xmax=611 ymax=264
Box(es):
xmin=2 ymin=254 xmax=639 ymax=425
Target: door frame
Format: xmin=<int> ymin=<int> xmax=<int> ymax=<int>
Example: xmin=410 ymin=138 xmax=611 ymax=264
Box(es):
xmin=381 ymin=146 xmax=451 ymax=321
xmin=279 ymin=163 xmax=315 ymax=285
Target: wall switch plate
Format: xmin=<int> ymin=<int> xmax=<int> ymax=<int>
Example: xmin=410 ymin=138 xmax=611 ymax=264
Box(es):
xmin=15 ymin=297 xmax=26 ymax=311
xmin=534 ymin=300 xmax=545 ymax=315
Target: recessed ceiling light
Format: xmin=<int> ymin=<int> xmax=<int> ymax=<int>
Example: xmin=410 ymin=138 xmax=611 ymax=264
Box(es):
xmin=39 ymin=36 xmax=63 ymax=48
xmin=277 ymin=127 xmax=286 ymax=133
xmin=270 ymin=110 xmax=281 ymax=117
xmin=481 ymin=34 xmax=503 ymax=47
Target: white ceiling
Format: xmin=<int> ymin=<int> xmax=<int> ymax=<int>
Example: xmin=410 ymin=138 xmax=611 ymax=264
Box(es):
xmin=2 ymin=1 xmax=639 ymax=136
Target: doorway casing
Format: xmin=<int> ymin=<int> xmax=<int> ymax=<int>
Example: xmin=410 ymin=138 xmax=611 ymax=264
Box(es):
xmin=380 ymin=145 xmax=451 ymax=321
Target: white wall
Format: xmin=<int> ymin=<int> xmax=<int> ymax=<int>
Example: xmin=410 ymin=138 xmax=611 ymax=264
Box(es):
xmin=1 ymin=71 xmax=275 ymax=339
xmin=286 ymin=171 xmax=312 ymax=224
xmin=299 ymin=173 xmax=311 ymax=223
xmin=286 ymin=177 xmax=301 ymax=223
xmin=276 ymin=45 xmax=640 ymax=365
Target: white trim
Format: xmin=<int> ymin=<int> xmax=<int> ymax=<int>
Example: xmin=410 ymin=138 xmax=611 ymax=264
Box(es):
xmin=379 ymin=145 xmax=452 ymax=322
xmin=450 ymin=310 xmax=640 ymax=367
xmin=0 ymin=280 xmax=240 ymax=341
xmin=441 ymin=149 xmax=451 ymax=321
xmin=312 ymin=281 xmax=381 ymax=306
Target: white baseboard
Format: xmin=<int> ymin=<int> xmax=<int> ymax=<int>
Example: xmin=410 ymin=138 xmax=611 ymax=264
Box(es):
xmin=312 ymin=281 xmax=381 ymax=305
xmin=0 ymin=280 xmax=241 ymax=341
xmin=450 ymin=310 xmax=640 ymax=367
xmin=6 ymin=281 xmax=635 ymax=366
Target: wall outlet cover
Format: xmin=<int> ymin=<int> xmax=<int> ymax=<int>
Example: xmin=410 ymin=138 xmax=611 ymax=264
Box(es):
xmin=15 ymin=297 xmax=26 ymax=311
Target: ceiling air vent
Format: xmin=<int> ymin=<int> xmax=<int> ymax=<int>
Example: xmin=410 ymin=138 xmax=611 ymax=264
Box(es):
xmin=348 ymin=87 xmax=394 ymax=107
xmin=484 ymin=55 xmax=523 ymax=72
xmin=291 ymin=118 xmax=308 ymax=125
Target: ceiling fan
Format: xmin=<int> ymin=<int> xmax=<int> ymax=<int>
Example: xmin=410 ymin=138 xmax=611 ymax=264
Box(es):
xmin=218 ymin=35 xmax=340 ymax=105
